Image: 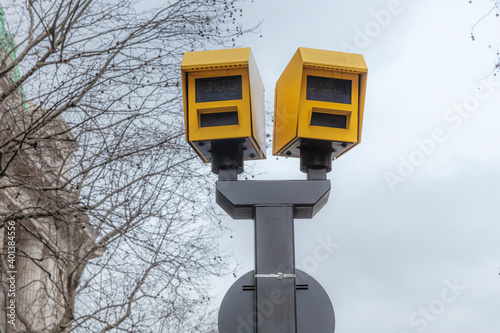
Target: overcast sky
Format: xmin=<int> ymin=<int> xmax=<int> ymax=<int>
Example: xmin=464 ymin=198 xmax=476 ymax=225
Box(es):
xmin=209 ymin=1 xmax=500 ymax=332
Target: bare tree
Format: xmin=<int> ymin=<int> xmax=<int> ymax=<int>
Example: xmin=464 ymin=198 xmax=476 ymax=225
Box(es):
xmin=0 ymin=0 xmax=257 ymax=332
xmin=469 ymin=0 xmax=500 ymax=76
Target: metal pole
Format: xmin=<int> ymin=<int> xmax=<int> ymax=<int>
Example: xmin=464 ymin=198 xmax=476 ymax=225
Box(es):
xmin=216 ymin=180 xmax=332 ymax=332
xmin=254 ymin=206 xmax=296 ymax=333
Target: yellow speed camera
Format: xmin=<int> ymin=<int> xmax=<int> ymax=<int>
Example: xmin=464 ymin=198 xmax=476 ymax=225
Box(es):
xmin=273 ymin=47 xmax=368 ymax=160
xmin=181 ymin=48 xmax=266 ymax=163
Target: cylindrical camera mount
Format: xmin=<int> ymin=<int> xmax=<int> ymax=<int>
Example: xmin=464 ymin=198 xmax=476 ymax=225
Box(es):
xmin=299 ymin=139 xmax=333 ymax=179
xmin=211 ymin=139 xmax=245 ymax=179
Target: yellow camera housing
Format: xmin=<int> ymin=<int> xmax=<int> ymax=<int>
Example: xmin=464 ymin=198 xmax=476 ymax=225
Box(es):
xmin=181 ymin=48 xmax=266 ymax=163
xmin=273 ymin=47 xmax=368 ymax=159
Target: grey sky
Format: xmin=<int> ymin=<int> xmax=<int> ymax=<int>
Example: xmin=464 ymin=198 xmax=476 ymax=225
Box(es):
xmin=209 ymin=0 xmax=500 ymax=332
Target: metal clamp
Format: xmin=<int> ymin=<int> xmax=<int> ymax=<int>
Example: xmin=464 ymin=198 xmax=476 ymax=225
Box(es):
xmin=255 ymin=272 xmax=296 ymax=280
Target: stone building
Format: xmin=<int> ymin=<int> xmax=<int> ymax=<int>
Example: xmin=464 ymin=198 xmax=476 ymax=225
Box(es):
xmin=0 ymin=8 xmax=100 ymax=332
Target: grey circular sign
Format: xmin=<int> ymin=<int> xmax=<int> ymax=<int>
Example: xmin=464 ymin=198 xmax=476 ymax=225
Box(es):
xmin=218 ymin=269 xmax=335 ymax=333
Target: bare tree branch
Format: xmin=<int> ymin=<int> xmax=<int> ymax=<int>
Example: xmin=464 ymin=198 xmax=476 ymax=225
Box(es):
xmin=0 ymin=0 xmax=258 ymax=331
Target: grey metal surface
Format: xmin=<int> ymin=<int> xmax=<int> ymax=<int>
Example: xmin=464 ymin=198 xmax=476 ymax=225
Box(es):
xmin=277 ymin=138 xmax=353 ymax=159
xmin=254 ymin=207 xmax=295 ymax=274
xmin=218 ymin=168 xmax=238 ymax=181
xmin=254 ymin=206 xmax=296 ymax=332
xmin=193 ymin=137 xmax=261 ymax=162
xmin=218 ymin=270 xmax=335 ymax=333
xmin=216 ymin=180 xmax=331 ymax=219
xmin=307 ymin=168 xmax=327 ymax=180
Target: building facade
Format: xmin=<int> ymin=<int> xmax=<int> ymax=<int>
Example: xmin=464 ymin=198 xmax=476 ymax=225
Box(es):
xmin=0 ymin=8 xmax=100 ymax=332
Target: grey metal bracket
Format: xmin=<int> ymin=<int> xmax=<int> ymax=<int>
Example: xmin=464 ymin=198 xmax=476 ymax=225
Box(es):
xmin=216 ymin=180 xmax=331 ymax=219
